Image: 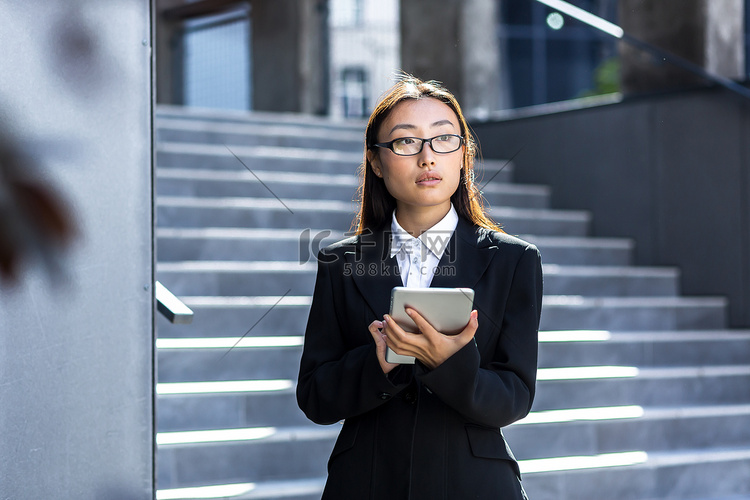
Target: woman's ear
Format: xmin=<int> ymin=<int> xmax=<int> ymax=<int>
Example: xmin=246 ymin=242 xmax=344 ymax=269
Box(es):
xmin=367 ymin=150 xmax=383 ymax=178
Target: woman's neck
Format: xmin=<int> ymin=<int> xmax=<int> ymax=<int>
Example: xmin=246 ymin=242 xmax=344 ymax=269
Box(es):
xmin=395 ymin=203 xmax=451 ymax=237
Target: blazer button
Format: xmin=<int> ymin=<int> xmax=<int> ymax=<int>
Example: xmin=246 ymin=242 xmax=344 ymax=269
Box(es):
xmin=378 ymin=392 xmax=392 ymax=400
xmin=404 ymin=392 xmax=416 ymax=404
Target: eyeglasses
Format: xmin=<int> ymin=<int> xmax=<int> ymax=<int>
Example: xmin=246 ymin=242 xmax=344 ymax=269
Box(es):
xmin=371 ymin=134 xmax=464 ymax=156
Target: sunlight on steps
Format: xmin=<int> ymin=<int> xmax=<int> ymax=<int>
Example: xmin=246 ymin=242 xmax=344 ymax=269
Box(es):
xmin=157 ymin=336 xmax=304 ymax=349
xmin=520 ymin=450 xmax=649 ymax=474
xmin=157 ymin=482 xmax=256 ymax=500
xmin=157 ymin=478 xmax=327 ymax=500
xmin=158 ymin=380 xmax=293 ymax=395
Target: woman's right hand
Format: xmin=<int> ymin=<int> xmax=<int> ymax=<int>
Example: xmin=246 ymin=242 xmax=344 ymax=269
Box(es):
xmin=368 ymin=320 xmax=398 ymax=374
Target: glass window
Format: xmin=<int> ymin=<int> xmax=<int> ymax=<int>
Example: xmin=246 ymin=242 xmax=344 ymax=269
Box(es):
xmin=179 ymin=7 xmax=252 ymax=110
xmin=340 ymin=67 xmax=369 ymax=118
xmin=499 ymin=0 xmax=618 ymax=108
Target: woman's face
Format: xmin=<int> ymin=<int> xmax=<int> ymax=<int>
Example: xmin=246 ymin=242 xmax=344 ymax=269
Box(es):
xmin=367 ymin=97 xmax=463 ymax=219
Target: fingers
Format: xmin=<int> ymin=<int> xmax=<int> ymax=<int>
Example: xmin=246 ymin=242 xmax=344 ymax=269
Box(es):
xmin=369 ymin=320 xmax=396 ymax=374
xmin=451 ymin=310 xmax=479 ymax=347
xmin=460 ymin=310 xmax=479 ymax=338
xmin=381 ymin=314 xmax=408 ymax=348
xmin=368 ymin=319 xmax=384 ymax=337
xmin=368 ymin=320 xmax=386 ymax=350
xmin=388 ymin=309 xmax=479 ymax=369
xmin=404 ymin=308 xmax=438 ymax=337
xmin=404 ymin=307 xmax=478 ymax=339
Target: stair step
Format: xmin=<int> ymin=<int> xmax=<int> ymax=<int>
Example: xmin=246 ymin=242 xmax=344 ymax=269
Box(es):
xmin=156 ymin=295 xmax=312 ymax=338
xmin=156 ymin=294 xmax=728 ymax=338
xmin=156 ymin=261 xmax=680 ymax=298
xmin=155 ymin=331 xmax=750 ymax=432
xmin=156 ymin=261 xmax=317 ymax=297
xmin=155 ymin=329 xmax=750 ymax=429
xmin=156 ymin=227 xmax=346 ymax=264
xmin=157 ymin=382 xmax=305 ymax=432
xmin=540 ymin=295 xmax=727 ymax=331
xmin=156 ymin=477 xmax=326 ymax=500
xmin=157 ymin=378 xmax=750 ymax=439
xmin=522 ymin=235 xmax=633 ymax=266
xmin=156 ymin=449 xmax=750 ymax=500
xmin=645 ymin=495 xmax=750 ymax=500
xmin=157 ymin=344 xmax=303 ymax=383
xmin=533 ymin=364 xmax=750 ymax=410
xmin=521 ymin=447 xmax=750 ymax=500
xmin=506 ymin=403 xmax=750 ymax=460
xmin=157 ymin=104 xmax=367 ymax=131
xmin=157 ymin=421 xmax=750 ymax=498
xmin=156 ymin=117 xmax=363 ymax=152
xmin=156 ymin=142 xmax=513 ymax=182
xmin=156 ymin=196 xmax=591 ymax=236
xmin=155 ymin=167 xmax=548 ymax=208
xmin=538 ymin=265 xmax=679 ymax=296
xmin=156 ymin=425 xmax=337 ymax=490
xmin=156 ymin=228 xmax=633 ymax=266
xmin=156 ymin=142 xmax=362 ymax=174
xmin=539 ymin=330 xmax=750 ymax=367
xmin=158 ymin=335 xmax=750 ymax=406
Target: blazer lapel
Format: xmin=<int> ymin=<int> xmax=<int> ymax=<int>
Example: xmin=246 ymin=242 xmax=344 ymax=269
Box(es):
xmin=430 ymin=219 xmax=500 ymax=352
xmin=347 ymin=219 xmax=496 ymax=317
xmin=347 ymin=227 xmax=402 ymax=318
xmin=430 ymin=218 xmax=495 ymax=289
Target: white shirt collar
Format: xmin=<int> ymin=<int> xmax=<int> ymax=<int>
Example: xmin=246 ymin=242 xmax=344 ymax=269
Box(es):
xmin=389 ymin=205 xmax=459 ymax=260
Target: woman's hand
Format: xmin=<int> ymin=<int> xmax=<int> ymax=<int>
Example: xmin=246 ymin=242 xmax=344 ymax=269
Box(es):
xmin=382 ymin=308 xmax=478 ymax=370
xmin=368 ymin=320 xmax=399 ymax=374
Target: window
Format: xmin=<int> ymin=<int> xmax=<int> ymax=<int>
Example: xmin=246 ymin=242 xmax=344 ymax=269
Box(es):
xmin=176 ymin=6 xmax=252 ymax=110
xmin=340 ymin=67 xmax=368 ymax=118
xmin=498 ymin=0 xmax=618 ymax=108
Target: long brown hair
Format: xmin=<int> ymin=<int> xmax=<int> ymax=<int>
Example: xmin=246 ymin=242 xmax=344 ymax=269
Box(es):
xmin=352 ymin=74 xmax=502 ymax=234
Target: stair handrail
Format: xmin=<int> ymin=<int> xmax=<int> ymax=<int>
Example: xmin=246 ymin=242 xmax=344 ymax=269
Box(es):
xmin=156 ymin=281 xmax=194 ymax=324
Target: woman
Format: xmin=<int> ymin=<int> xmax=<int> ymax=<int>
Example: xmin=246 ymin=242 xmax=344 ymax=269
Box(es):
xmin=296 ymin=75 xmax=543 ymax=499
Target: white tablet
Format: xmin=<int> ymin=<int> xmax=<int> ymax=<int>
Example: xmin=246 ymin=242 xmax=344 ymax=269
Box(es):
xmin=386 ymin=287 xmax=475 ymax=364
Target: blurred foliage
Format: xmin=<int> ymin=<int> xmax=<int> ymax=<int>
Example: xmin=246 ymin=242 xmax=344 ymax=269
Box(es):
xmin=0 ymin=127 xmax=77 ymax=285
xmin=579 ymin=56 xmax=621 ymax=97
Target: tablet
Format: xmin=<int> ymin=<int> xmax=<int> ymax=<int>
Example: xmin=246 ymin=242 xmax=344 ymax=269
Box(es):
xmin=386 ymin=286 xmax=475 ymax=364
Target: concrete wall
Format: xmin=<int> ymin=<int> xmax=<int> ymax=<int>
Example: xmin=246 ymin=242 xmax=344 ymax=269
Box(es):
xmin=0 ymin=2 xmax=155 ymax=498
xmin=472 ymin=88 xmax=750 ymax=327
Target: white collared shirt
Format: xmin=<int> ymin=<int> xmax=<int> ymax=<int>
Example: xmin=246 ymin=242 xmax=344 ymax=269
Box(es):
xmin=390 ymin=205 xmax=459 ymax=288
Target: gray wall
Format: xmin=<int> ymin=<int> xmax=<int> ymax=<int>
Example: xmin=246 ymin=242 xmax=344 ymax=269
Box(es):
xmin=0 ymin=2 xmax=155 ymax=498
xmin=472 ymin=88 xmax=750 ymax=328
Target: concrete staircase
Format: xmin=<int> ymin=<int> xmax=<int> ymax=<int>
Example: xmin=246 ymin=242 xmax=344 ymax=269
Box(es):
xmin=154 ymin=105 xmax=750 ymax=500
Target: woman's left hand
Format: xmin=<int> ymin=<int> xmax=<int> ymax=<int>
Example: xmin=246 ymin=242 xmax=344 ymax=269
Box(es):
xmin=382 ymin=308 xmax=478 ymax=370
xmin=368 ymin=320 xmax=399 ymax=374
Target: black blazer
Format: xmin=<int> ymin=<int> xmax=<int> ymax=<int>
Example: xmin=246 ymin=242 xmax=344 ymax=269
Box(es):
xmin=297 ymin=217 xmax=543 ymax=500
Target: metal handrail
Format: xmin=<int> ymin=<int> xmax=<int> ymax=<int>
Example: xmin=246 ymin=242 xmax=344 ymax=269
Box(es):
xmin=155 ymin=281 xmax=194 ymax=324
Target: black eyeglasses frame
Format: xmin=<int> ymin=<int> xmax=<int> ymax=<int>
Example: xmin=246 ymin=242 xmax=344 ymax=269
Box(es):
xmin=370 ymin=134 xmax=464 ymax=156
